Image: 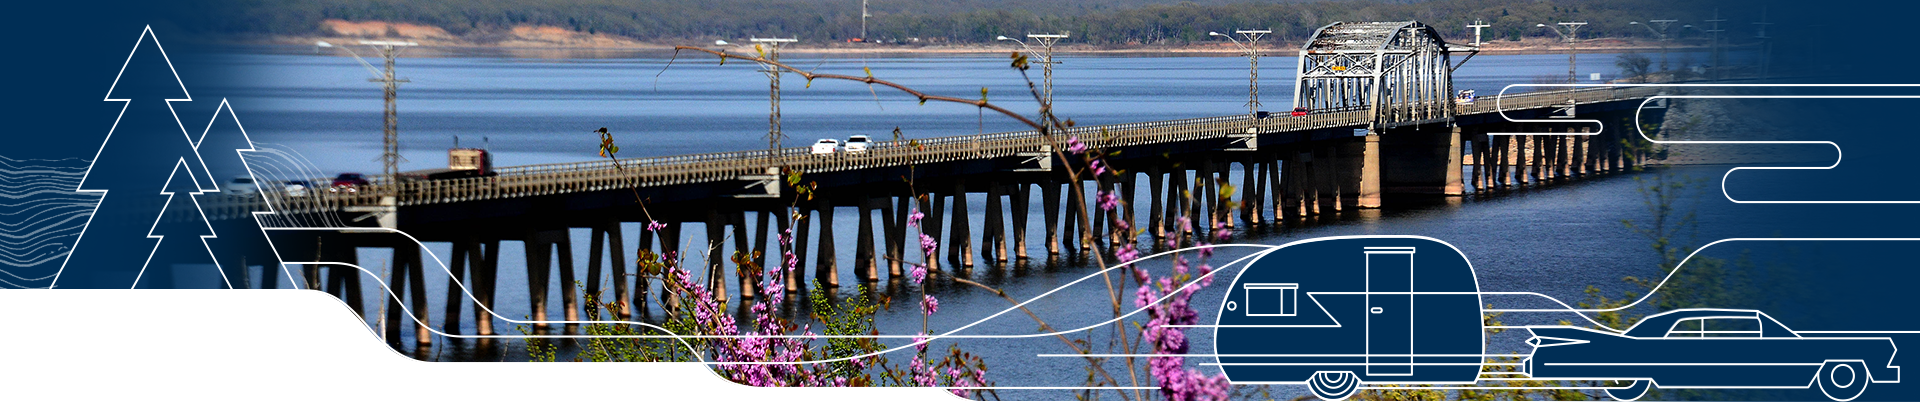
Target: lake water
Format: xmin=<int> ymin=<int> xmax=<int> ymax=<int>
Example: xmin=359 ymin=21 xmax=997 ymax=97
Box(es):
xmin=204 ymin=48 xmax=1789 ymax=398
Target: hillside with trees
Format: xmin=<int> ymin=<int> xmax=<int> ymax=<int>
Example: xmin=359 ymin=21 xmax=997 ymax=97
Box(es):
xmin=173 ymin=0 xmax=1747 ymax=46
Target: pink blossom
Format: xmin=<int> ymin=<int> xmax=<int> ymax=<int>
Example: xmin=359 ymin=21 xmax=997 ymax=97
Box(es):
xmin=907 ymin=210 xmax=925 ymax=228
xmin=1066 ymin=136 xmax=1087 ymax=154
xmin=910 ymin=264 xmax=928 ymax=284
xmin=921 ymin=294 xmax=940 ymax=316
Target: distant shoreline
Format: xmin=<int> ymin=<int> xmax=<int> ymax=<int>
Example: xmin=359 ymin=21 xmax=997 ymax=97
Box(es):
xmin=242 ymin=35 xmax=1720 ymax=58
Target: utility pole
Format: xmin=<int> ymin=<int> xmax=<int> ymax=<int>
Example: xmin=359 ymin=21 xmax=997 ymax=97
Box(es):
xmin=860 ymin=0 xmax=871 ymax=40
xmin=748 ymin=38 xmax=797 ymax=154
xmin=1467 ymin=20 xmax=1491 ymax=46
xmin=1210 ymin=30 xmax=1270 ymax=116
xmin=1538 ymin=22 xmax=1586 ymax=83
xmin=997 ymin=32 xmax=1069 ymax=106
xmin=1630 ymin=19 xmax=1678 ymax=73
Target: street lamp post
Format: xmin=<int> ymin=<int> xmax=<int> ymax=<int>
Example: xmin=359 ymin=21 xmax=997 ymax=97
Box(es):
xmin=1537 ymin=22 xmax=1587 ymax=83
xmin=1630 ymin=19 xmax=1678 ymax=73
xmin=317 ymin=40 xmax=416 ymax=183
xmin=997 ymin=33 xmax=1068 ymax=107
xmin=1210 ymin=30 xmax=1271 ymax=117
xmin=745 ymin=37 xmax=797 ymax=154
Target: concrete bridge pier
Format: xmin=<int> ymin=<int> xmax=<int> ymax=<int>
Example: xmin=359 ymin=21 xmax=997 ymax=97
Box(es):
xmin=813 ymin=204 xmax=839 ymax=287
xmin=855 ymin=199 xmax=877 ymax=282
xmin=1011 ymin=184 xmax=1031 ymax=261
xmin=891 ymin=196 xmax=912 ymax=275
xmin=914 ymin=194 xmax=937 ymax=274
xmin=380 ymin=238 xmax=431 ymax=346
xmin=1358 ymin=132 xmax=1382 ymax=208
xmin=1040 ymin=181 xmax=1060 ymax=256
xmin=948 ymin=182 xmax=972 ymax=268
xmin=704 ymin=211 xmax=727 ymax=302
xmin=730 ymin=211 xmax=752 ymax=299
xmin=1146 ymin=168 xmax=1165 ymax=240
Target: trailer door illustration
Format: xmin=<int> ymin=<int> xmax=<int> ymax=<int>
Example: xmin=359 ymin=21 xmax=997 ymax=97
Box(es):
xmin=1366 ymin=247 xmax=1415 ymax=376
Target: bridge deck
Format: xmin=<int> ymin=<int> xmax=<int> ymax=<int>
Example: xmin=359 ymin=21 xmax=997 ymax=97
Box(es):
xmin=208 ymin=86 xmax=1655 ymax=219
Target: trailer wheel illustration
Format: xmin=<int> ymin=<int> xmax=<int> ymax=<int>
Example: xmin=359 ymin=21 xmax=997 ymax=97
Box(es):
xmin=1212 ymin=236 xmax=1485 ymax=400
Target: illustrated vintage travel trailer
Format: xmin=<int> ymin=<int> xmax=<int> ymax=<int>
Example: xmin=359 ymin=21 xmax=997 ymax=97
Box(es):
xmin=1212 ymin=236 xmax=1486 ymax=400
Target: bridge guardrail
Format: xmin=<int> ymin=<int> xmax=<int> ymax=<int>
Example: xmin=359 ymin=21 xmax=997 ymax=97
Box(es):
xmin=251 ymin=87 xmax=1658 ymax=210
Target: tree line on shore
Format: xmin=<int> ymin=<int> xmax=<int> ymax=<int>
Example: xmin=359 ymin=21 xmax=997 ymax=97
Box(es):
xmin=174 ymin=0 xmax=1750 ymax=46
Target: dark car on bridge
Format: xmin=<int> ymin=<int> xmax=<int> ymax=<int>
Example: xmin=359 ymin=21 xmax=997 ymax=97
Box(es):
xmin=329 ymin=172 xmax=369 ymax=193
xmin=1523 ymin=309 xmax=1900 ymax=401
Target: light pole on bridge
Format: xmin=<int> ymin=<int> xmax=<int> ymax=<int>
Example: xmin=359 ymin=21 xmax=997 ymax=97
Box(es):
xmin=1629 ymin=19 xmax=1679 ymax=74
xmin=317 ymin=40 xmax=415 ymax=184
xmin=1537 ymin=22 xmax=1587 ymax=83
xmin=1210 ymin=29 xmax=1271 ymax=117
xmin=997 ymin=33 xmax=1068 ymax=108
xmin=721 ymin=37 xmax=798 ymax=155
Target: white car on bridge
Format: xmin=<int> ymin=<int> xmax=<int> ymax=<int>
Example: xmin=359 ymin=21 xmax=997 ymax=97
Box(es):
xmin=844 ymin=134 xmax=872 ymax=154
xmin=810 ymin=138 xmax=843 ymax=155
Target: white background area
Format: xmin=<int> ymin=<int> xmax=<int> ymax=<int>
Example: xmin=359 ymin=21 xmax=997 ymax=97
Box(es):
xmin=0 ymin=290 xmax=972 ymax=403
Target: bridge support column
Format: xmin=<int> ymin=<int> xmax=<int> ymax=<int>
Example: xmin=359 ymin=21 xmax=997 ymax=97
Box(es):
xmin=1145 ymin=169 xmax=1163 ymax=240
xmin=660 ymin=222 xmax=683 ymax=310
xmin=585 ymin=228 xmax=604 ymax=317
xmin=880 ymin=198 xmax=902 ymax=279
xmin=1041 ymin=182 xmax=1060 ymax=256
xmin=705 ymin=211 xmax=728 ymax=302
xmin=445 ymin=239 xmax=472 ymax=335
xmin=815 ymin=206 xmax=839 ymax=288
xmin=1445 ymin=126 xmax=1464 ymax=196
xmin=1357 ymin=132 xmax=1382 ymax=209
xmin=1096 ymin=177 xmax=1114 ymax=248
xmin=521 ymin=231 xmax=551 ymax=332
xmin=1074 ymin=180 xmax=1093 ymax=254
xmin=778 ymin=209 xmax=800 ymax=293
xmin=984 ymin=183 xmax=1006 ymax=264
xmin=607 ymin=223 xmax=629 ymax=318
xmin=754 ymin=212 xmax=774 ymax=294
xmin=1280 ymin=155 xmax=1300 ymax=220
xmin=1577 ymin=126 xmax=1591 ymax=176
xmin=1121 ymin=174 xmax=1138 ymax=242
xmin=917 ymin=194 xmax=939 ymax=273
xmin=1011 ymin=184 xmax=1030 ymax=261
xmin=1241 ymin=160 xmax=1260 ymax=226
xmin=1314 ymin=145 xmax=1338 ymax=213
xmin=382 ymin=239 xmax=429 ymax=347
xmin=1515 ymin=133 xmax=1532 ymax=186
xmin=476 ymin=239 xmax=499 ymax=334
xmin=890 ymin=197 xmax=909 ymax=276
xmin=1555 ymin=131 xmax=1568 ymax=180
xmin=556 ymin=229 xmax=578 ymax=326
xmin=790 ymin=209 xmax=811 ymax=292
xmin=856 ymin=199 xmax=878 ymax=282
xmin=732 ymin=211 xmax=752 ymax=299
xmin=1183 ymin=169 xmax=1199 ymax=235
xmin=949 ymin=183 xmax=973 ymax=268
xmin=1267 ymin=157 xmax=1284 ymax=224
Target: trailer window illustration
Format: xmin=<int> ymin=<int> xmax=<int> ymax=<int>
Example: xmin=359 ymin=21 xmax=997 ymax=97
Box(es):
xmin=1242 ymin=283 xmax=1298 ymax=316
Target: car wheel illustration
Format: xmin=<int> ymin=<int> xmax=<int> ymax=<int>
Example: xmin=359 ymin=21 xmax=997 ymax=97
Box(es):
xmin=1307 ymin=371 xmax=1358 ymax=401
xmin=1604 ymin=379 xmax=1649 ymax=401
xmin=1817 ymin=360 xmax=1869 ymax=401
